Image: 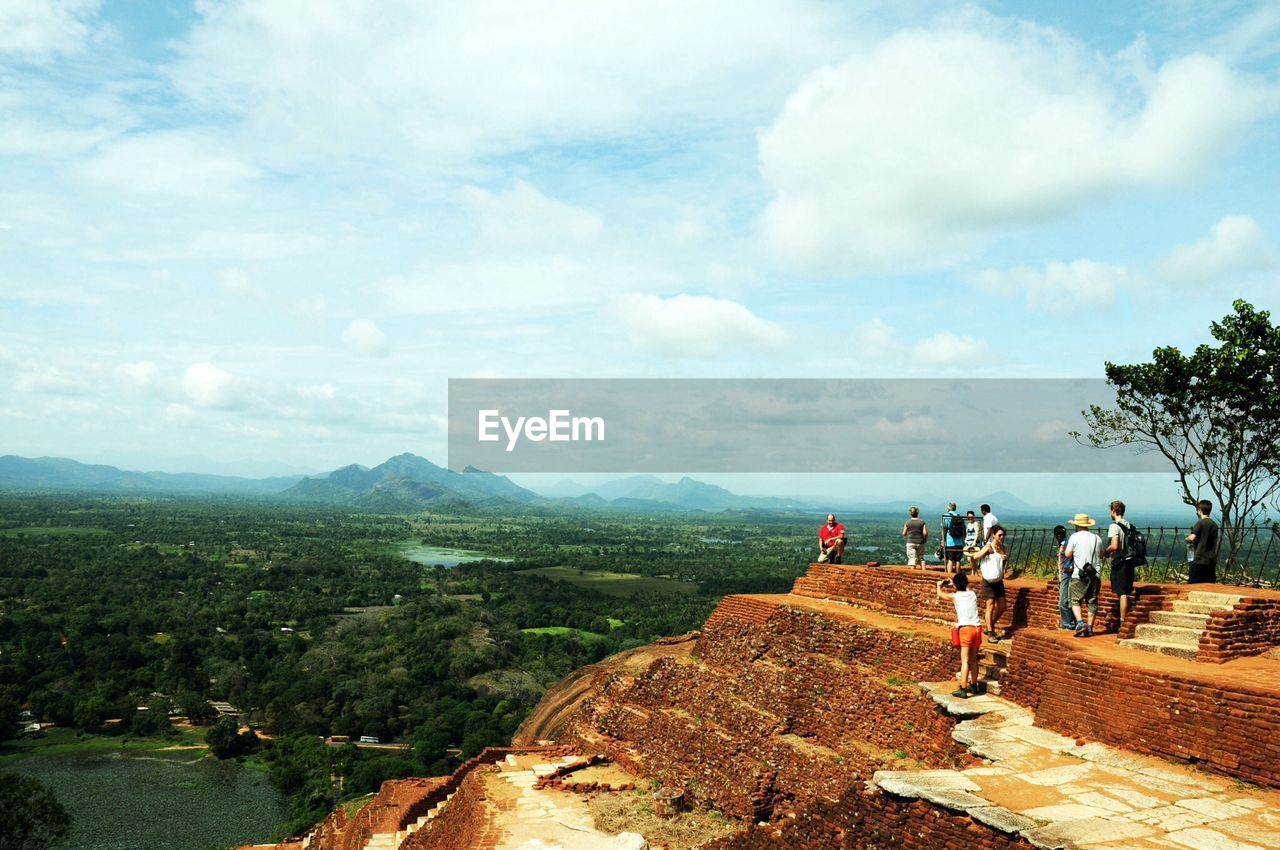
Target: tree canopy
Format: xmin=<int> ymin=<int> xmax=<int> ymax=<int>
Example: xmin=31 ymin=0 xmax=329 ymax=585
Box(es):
xmin=1078 ymin=299 xmax=1280 ymax=572
xmin=0 ymin=774 xmax=72 ymax=850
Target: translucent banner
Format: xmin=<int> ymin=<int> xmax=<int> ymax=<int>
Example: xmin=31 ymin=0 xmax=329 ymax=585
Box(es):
xmin=447 ymin=379 xmax=1164 ymax=473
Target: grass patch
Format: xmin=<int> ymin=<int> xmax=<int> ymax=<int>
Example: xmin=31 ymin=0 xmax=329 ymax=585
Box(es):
xmin=0 ymin=727 xmax=208 ymax=766
xmin=521 ymin=626 xmax=606 ymax=641
xmin=342 ymin=793 xmax=376 ymax=819
xmin=0 ymin=526 xmax=111 ymax=537
xmin=589 ymin=789 xmax=739 ymax=850
xmin=516 ymin=566 xmax=697 ymax=598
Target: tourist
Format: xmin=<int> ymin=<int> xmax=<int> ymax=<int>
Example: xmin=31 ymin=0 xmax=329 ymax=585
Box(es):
xmin=1054 ymin=525 xmax=1076 ymax=631
xmin=964 ymin=510 xmax=979 ymax=551
xmin=1064 ymin=513 xmax=1104 ymax=637
xmin=1105 ymin=500 xmax=1137 ymax=627
xmin=936 ymin=572 xmax=982 ymax=699
xmin=902 ymin=506 xmax=928 ymax=568
xmin=980 ymin=503 xmax=999 ymax=544
xmin=943 ymin=502 xmax=965 ymax=575
xmin=818 ymin=513 xmax=846 ymax=564
xmin=966 ymin=524 xmax=1007 ymax=642
xmin=1186 ymin=500 xmax=1219 ymax=584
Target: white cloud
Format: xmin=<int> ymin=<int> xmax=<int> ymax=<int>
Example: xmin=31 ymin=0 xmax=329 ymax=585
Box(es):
xmin=105 ymin=230 xmax=324 ymax=263
xmin=381 ymin=256 xmax=674 ymax=317
xmin=617 ymin=293 xmax=786 ymax=357
xmin=169 ymin=0 xmax=838 ymax=163
xmin=872 ymin=413 xmax=944 ymax=443
xmin=14 ymin=365 xmax=87 ymax=395
xmin=117 ymin=361 xmax=159 ymax=392
xmin=1034 ymin=419 xmax=1072 ymax=443
xmin=759 ymin=14 xmax=1278 ymax=275
xmin=221 ymin=267 xmax=267 ymax=299
xmin=1155 ymin=215 xmax=1275 ymax=284
xmin=969 ymin=259 xmax=1133 ymax=310
xmin=297 ymin=383 xmax=337 ymax=400
xmin=79 ymin=132 xmax=260 ymax=200
xmin=914 ymin=332 xmax=988 ymax=367
xmin=342 ymin=319 xmax=389 ymax=357
xmin=182 ymin=362 xmax=235 ymax=407
xmin=0 ymin=287 xmax=104 ymax=307
xmin=0 ymin=0 xmax=101 ymax=59
xmin=855 ymin=318 xmax=898 ymax=357
xmin=458 ymin=181 xmax=601 ymax=248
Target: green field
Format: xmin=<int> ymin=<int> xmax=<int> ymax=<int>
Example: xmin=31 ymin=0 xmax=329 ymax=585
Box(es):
xmin=515 ymin=566 xmax=698 ymax=597
xmin=0 ymin=526 xmax=110 ymax=537
xmin=521 ymin=626 xmax=606 ymax=640
xmin=0 ymin=726 xmax=209 ymax=767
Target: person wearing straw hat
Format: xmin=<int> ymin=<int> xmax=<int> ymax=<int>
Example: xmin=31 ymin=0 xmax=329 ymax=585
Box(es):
xmin=1063 ymin=513 xmax=1105 ymax=637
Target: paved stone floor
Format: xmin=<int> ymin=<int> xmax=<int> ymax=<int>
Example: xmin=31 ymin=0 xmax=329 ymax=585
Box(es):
xmin=873 ymin=683 xmax=1280 ymax=850
xmin=488 ymin=754 xmax=647 ymax=850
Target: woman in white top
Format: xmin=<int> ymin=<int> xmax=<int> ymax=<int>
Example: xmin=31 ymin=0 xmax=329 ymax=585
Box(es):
xmin=966 ymin=525 xmax=1008 ymax=643
xmin=936 ymin=572 xmax=983 ymax=698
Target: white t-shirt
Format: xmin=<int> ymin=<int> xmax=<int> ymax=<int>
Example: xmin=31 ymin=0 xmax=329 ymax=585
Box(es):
xmin=1109 ymin=521 xmax=1125 ymax=558
xmin=1065 ymin=530 xmax=1103 ymax=574
xmin=980 ymin=549 xmax=1004 ymax=583
xmin=983 ymin=512 xmax=998 ymax=535
xmin=953 ymin=590 xmax=982 ymax=627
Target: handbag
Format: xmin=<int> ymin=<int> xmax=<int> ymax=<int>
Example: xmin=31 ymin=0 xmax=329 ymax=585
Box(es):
xmin=950 ymin=626 xmax=961 ymax=647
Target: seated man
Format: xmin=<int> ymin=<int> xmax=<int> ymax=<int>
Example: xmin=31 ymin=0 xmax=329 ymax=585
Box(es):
xmin=818 ymin=514 xmax=846 ymax=564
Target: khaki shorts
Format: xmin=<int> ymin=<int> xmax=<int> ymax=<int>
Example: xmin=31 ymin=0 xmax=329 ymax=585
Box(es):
xmin=1069 ymin=572 xmax=1100 ymax=613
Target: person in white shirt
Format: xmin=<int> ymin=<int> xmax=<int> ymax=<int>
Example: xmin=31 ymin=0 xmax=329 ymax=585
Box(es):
xmin=965 ymin=525 xmax=1008 ymax=643
xmin=980 ymin=503 xmax=998 ymax=543
xmin=936 ymin=572 xmax=983 ymax=699
xmin=1063 ymin=513 xmax=1104 ymax=637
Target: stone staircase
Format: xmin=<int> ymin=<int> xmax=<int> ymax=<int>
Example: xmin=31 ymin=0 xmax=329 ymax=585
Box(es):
xmin=1120 ymin=591 xmax=1242 ymax=659
xmin=977 ymin=645 xmax=1008 ymax=696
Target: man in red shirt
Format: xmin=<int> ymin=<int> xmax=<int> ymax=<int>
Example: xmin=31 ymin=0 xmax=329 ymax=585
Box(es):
xmin=819 ymin=514 xmax=846 ymax=564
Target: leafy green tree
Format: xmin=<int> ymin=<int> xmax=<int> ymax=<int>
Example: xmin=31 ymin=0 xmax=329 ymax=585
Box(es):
xmin=0 ymin=774 xmax=72 ymax=850
xmin=205 ymin=716 xmax=258 ymax=758
xmin=72 ymin=695 xmax=108 ymax=732
xmin=1078 ymin=299 xmax=1280 ymax=571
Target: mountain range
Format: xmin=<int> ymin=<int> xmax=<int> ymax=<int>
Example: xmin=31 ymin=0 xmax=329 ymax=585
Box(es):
xmin=0 ymin=454 xmax=1093 ymax=517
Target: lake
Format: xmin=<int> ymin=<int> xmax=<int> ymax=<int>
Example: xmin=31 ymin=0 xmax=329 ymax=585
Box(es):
xmin=3 ymin=749 xmax=285 ymax=850
xmin=396 ymin=542 xmax=510 ymax=567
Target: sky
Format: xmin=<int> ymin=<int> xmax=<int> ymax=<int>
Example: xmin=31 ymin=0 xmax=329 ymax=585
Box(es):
xmin=2 ymin=0 xmax=1279 ymax=508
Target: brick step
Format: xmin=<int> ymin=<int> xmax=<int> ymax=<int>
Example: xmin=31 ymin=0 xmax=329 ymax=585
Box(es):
xmin=1148 ymin=611 xmax=1211 ymax=629
xmin=1118 ymin=638 xmax=1198 ymax=660
xmin=1132 ymin=623 xmax=1203 ymax=648
xmin=1186 ymin=591 xmax=1243 ymax=608
xmin=1171 ymin=600 xmax=1230 ymax=615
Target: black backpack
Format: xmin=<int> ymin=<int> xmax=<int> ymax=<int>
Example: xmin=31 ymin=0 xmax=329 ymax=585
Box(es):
xmin=949 ymin=514 xmax=966 ymax=542
xmin=1117 ymin=519 xmax=1148 ymax=567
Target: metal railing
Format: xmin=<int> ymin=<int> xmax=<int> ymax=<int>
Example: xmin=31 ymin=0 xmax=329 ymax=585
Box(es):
xmin=1001 ymin=525 xmax=1280 ymax=588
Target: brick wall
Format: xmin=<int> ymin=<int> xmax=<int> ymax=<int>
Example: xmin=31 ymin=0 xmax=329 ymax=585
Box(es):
xmin=401 ymin=770 xmax=503 ymax=850
xmin=697 ymin=598 xmax=956 ymax=683
xmin=561 ymin=597 xmax=968 ymax=821
xmin=790 ymin=563 xmax=1180 ymax=636
xmin=703 ymin=786 xmax=1035 ymax=850
xmin=1198 ymin=597 xmax=1280 ymax=662
xmin=1000 ymin=629 xmax=1280 ymax=788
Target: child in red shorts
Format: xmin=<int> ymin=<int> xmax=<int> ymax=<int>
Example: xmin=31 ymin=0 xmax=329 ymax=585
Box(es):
xmin=936 ymin=573 xmax=983 ymax=698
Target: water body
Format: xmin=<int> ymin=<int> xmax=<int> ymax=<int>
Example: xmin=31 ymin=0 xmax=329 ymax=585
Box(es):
xmin=4 ymin=750 xmax=285 ymax=850
xmin=396 ymin=542 xmax=511 ymax=567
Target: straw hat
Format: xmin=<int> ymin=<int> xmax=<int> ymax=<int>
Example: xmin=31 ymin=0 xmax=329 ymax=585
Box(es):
xmin=1068 ymin=513 xmax=1097 ymax=528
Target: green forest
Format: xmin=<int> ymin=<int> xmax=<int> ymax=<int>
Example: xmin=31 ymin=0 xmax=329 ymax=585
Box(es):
xmin=0 ymin=494 xmax=843 ymax=837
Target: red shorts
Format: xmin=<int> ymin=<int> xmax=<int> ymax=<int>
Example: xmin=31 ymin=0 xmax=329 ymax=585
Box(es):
xmin=957 ymin=625 xmax=982 ymax=648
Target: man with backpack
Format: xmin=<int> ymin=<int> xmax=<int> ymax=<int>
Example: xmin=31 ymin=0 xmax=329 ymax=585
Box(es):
xmin=943 ymin=502 xmax=965 ymax=575
xmin=1106 ymin=500 xmax=1146 ymax=628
